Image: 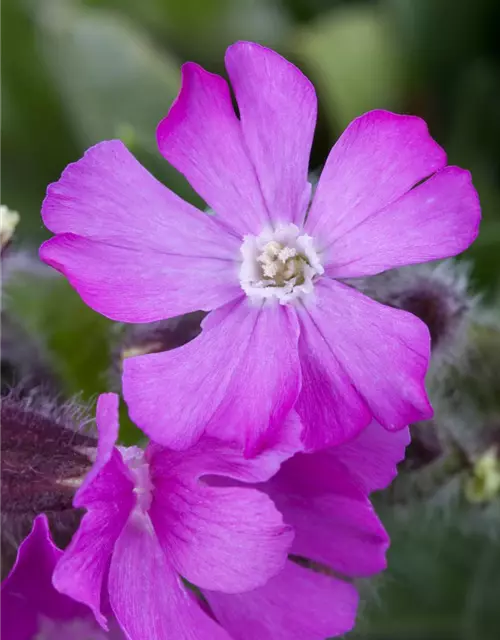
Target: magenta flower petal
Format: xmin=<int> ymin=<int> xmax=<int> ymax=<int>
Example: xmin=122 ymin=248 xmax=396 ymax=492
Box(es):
xmin=295 ymin=279 xmax=432 ymax=448
xmin=123 ymin=297 xmax=301 ymax=455
xmin=2 ymin=515 xmax=125 ymax=639
xmin=53 ymin=397 xmax=135 ymax=627
xmin=40 ymin=42 xmax=482 ymax=452
xmin=225 ymin=41 xmax=317 ymax=226
xmin=157 ymin=63 xmax=270 ymax=236
xmin=262 ymin=422 xmax=409 ymax=578
xmin=333 ymin=420 xmax=411 ymax=493
xmin=273 ymin=482 xmax=389 ymax=576
xmin=40 ymin=233 xmax=240 ymax=323
xmin=40 ymin=140 xmax=241 ymax=322
xmin=295 ymin=314 xmax=372 ymax=450
xmin=306 ymin=110 xmax=447 ymax=246
xmin=108 ymin=519 xmax=232 ymax=640
xmin=205 ymin=560 xmax=359 ymax=640
xmin=2 ymin=516 xmax=85 ymax=640
xmin=149 ymin=445 xmax=293 ymax=593
xmin=52 ymin=469 xmax=134 ymax=628
xmin=325 ymin=166 xmax=481 ymax=278
xmin=76 ymin=393 xmax=122 ymax=500
xmin=41 ymin=140 xmax=238 ymax=253
xmin=145 ymin=429 xmax=300 ymax=487
xmin=53 ymin=394 xmax=297 ymax=637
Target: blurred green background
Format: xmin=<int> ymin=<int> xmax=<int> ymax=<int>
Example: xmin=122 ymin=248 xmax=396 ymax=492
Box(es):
xmin=2 ymin=0 xmax=500 ymax=638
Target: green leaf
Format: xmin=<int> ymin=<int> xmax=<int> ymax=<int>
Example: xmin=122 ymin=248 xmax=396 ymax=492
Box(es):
xmin=294 ymin=4 xmax=405 ymax=131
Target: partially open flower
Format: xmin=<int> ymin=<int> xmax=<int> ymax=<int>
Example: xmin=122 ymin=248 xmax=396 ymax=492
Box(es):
xmin=53 ymin=393 xmax=295 ymax=637
xmin=53 ymin=393 xmax=409 ymax=639
xmin=1 ymin=392 xmax=96 ymax=578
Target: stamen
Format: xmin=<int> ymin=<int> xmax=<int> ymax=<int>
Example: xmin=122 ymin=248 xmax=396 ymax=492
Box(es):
xmin=262 ymin=260 xmax=279 ymax=279
xmin=239 ymin=223 xmax=324 ymax=304
xmin=278 ymin=247 xmax=297 ymax=262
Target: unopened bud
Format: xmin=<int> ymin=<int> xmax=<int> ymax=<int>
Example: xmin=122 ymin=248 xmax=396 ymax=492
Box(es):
xmin=1 ymin=392 xmax=97 ymax=577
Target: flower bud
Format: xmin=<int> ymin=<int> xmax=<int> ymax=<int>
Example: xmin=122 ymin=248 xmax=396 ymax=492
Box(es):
xmin=1 ymin=392 xmax=96 ymax=577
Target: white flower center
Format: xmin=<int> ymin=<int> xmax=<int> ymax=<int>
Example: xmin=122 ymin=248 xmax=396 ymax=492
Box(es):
xmin=119 ymin=446 xmax=153 ymax=512
xmin=239 ymin=224 xmax=324 ymax=304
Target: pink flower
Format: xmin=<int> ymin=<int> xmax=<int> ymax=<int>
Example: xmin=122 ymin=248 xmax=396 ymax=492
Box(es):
xmin=40 ymin=41 xmax=480 ymax=454
xmin=51 ymin=393 xmax=295 ymax=638
xmin=51 ymin=393 xmax=409 ymax=640
xmin=1 ymin=514 xmax=124 ymax=640
xmin=207 ymin=421 xmax=410 ymax=640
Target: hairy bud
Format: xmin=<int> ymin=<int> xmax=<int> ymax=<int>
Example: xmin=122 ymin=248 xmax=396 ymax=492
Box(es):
xmin=390 ymin=316 xmax=500 ymax=508
xmin=1 ymin=392 xmax=96 ymax=578
xmin=435 ymin=321 xmax=500 ymax=458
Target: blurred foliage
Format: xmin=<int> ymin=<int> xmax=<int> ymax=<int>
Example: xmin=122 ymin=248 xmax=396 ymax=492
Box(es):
xmin=3 ymin=258 xmax=143 ymax=443
xmin=2 ymin=0 xmax=500 ymax=638
xmin=295 ymin=3 xmax=405 ymax=130
xmin=353 ymin=502 xmax=500 ymax=640
xmin=3 ymin=266 xmax=112 ymax=401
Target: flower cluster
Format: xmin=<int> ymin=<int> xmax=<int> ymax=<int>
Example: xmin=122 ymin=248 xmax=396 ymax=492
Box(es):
xmin=2 ymin=41 xmax=480 ymax=639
